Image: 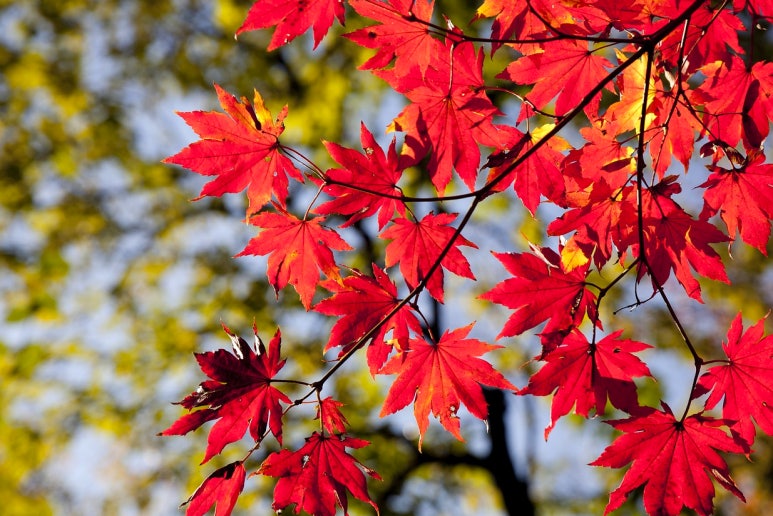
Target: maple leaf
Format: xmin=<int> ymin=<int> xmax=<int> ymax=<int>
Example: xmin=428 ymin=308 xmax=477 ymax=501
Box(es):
xmin=592 ymin=405 xmax=746 ymax=516
xmin=695 ymin=56 xmax=773 ymax=149
xmin=481 ymin=246 xmax=598 ymax=342
xmin=164 ymin=84 xmax=302 ymax=217
xmin=161 ymin=324 xmax=290 ymax=463
xmin=182 ymin=461 xmax=246 ymax=516
xmin=699 ymin=150 xmax=773 ymax=253
xmin=472 ymin=0 xmax=576 ymax=52
xmin=380 ymin=212 xmax=477 ymax=302
xmin=647 ymin=90 xmax=702 ymax=178
xmin=259 ymin=432 xmax=381 ymax=516
xmin=314 ymin=264 xmax=422 ymax=373
xmin=619 ymin=176 xmax=729 ymax=301
xmin=238 ymin=204 xmax=352 ymax=309
xmin=522 ymin=330 xmax=652 ymax=438
xmin=605 ymin=50 xmax=657 ymax=136
xmin=345 ymin=0 xmax=442 ymax=78
xmin=547 ymin=124 xmax=636 ymax=265
xmin=697 ymin=313 xmax=773 ymax=447
xmin=379 ymin=324 xmax=516 ymax=448
xmin=486 ymin=125 xmax=569 ymax=214
xmin=315 ymin=123 xmax=406 ymax=230
xmin=236 ymin=0 xmax=345 ymax=51
xmin=381 ymin=40 xmax=510 ymax=193
xmin=657 ymin=4 xmax=744 ymax=74
xmin=500 ymin=39 xmax=613 ymax=119
xmin=316 ymin=397 xmax=349 ymax=434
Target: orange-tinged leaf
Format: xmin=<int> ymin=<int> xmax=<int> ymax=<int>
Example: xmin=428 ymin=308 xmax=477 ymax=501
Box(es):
xmin=163 ymin=84 xmax=302 ymax=216
xmin=381 ymin=40 xmax=512 ymax=193
xmin=315 ymin=397 xmax=349 ymax=435
xmin=238 ymin=205 xmax=352 ymax=309
xmin=345 ymin=0 xmax=441 ymax=78
xmin=380 ymin=212 xmax=476 ymax=302
xmin=501 ymin=39 xmax=613 ymax=118
xmin=379 ymin=324 xmax=516 ymax=448
xmin=314 ymin=264 xmax=422 ymax=373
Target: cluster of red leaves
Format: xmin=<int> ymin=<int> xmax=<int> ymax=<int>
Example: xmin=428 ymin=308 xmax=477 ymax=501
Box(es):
xmin=162 ymin=0 xmax=773 ymax=515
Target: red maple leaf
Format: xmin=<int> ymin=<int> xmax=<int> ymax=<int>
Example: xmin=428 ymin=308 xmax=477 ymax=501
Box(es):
xmin=500 ymin=39 xmax=613 ymax=119
xmin=315 ymin=123 xmax=406 ymax=230
xmin=695 ymin=56 xmax=773 ymax=149
xmin=481 ymin=245 xmax=598 ymax=342
xmin=236 ymin=0 xmax=345 ymax=51
xmin=656 ymin=3 xmax=744 ymax=74
xmin=314 ymin=264 xmax=422 ymax=373
xmin=547 ymin=128 xmax=635 ymax=266
xmin=522 ymin=330 xmax=651 ymax=438
xmin=161 ymin=324 xmax=290 ymax=463
xmin=316 ymin=397 xmax=349 ymax=435
xmin=259 ymin=432 xmax=381 ymax=516
xmin=592 ymin=405 xmax=746 ymax=516
xmin=182 ymin=461 xmax=246 ymax=516
xmin=238 ymin=204 xmax=352 ymax=309
xmin=381 ymin=40 xmax=510 ymax=193
xmin=164 ymin=84 xmax=302 ymax=217
xmin=486 ymin=127 xmax=568 ymax=214
xmin=697 ymin=313 xmax=773 ymax=447
xmin=345 ymin=0 xmax=442 ymax=78
xmin=379 ymin=324 xmax=516 ymax=448
xmin=647 ymin=90 xmax=702 ymax=178
xmin=380 ymin=212 xmax=477 ymax=302
xmin=472 ymin=0 xmax=578 ymax=52
xmin=699 ymin=150 xmax=773 ymax=254
xmin=620 ymin=177 xmax=729 ymax=301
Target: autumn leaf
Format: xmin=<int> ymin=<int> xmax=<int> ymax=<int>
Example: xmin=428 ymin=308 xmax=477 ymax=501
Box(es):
xmin=522 ymin=330 xmax=651 ymax=438
xmin=161 ymin=324 xmax=290 ymax=463
xmin=236 ymin=0 xmax=345 ymax=51
xmin=381 ymin=40 xmax=511 ymax=193
xmin=316 ymin=397 xmax=349 ymax=435
xmin=695 ymin=56 xmax=773 ymax=149
xmin=259 ymin=432 xmax=381 ymax=516
xmin=697 ymin=313 xmax=773 ymax=447
xmin=605 ymin=50 xmax=656 ymax=135
xmin=699 ymin=150 xmax=773 ymax=253
xmin=620 ymin=176 xmax=729 ymax=301
xmin=238 ymin=204 xmax=352 ymax=309
xmin=314 ymin=264 xmax=422 ymax=373
xmin=547 ymin=129 xmax=635 ymax=267
xmin=380 ymin=212 xmax=476 ymax=302
xmin=164 ymin=84 xmax=302 ymax=217
xmin=481 ymin=246 xmax=597 ymax=342
xmin=345 ymin=0 xmax=442 ymax=78
xmin=486 ymin=125 xmax=569 ymax=214
xmin=315 ymin=123 xmax=406 ymax=230
xmin=379 ymin=324 xmax=516 ymax=448
xmin=500 ymin=39 xmax=613 ymax=119
xmin=182 ymin=462 xmax=246 ymax=516
xmin=592 ymin=405 xmax=746 ymax=516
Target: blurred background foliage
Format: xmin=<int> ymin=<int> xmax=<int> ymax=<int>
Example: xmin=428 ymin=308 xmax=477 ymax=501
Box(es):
xmin=1 ymin=0 xmax=772 ymax=515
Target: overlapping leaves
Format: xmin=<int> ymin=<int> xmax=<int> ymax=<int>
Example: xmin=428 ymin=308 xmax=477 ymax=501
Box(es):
xmin=161 ymin=0 xmax=773 ymax=515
